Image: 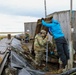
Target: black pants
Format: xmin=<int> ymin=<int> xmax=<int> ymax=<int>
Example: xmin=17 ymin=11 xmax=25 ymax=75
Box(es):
xmin=55 ymin=37 xmax=69 ymax=68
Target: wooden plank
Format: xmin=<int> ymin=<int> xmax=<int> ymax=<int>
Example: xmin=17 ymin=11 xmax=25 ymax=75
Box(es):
xmin=0 ymin=52 xmax=9 ymax=75
xmin=0 ymin=32 xmax=23 ymax=34
xmin=31 ymin=18 xmax=49 ymax=53
xmin=0 ymin=38 xmax=13 ymax=64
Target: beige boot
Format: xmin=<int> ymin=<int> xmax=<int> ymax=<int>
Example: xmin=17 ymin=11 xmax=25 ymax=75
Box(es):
xmin=62 ymin=66 xmax=67 ymax=72
xmin=67 ymin=59 xmax=71 ymax=70
xmin=58 ymin=68 xmax=63 ymax=73
xmin=58 ymin=65 xmax=67 ymax=73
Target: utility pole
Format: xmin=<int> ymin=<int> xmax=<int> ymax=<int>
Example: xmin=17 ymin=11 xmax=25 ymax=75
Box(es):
xmin=44 ymin=0 xmax=47 ymax=17
xmin=69 ymin=0 xmax=73 ymax=69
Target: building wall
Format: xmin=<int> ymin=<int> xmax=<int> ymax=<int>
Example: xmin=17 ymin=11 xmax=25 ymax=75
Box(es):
xmin=24 ymin=22 xmax=37 ymax=37
xmin=48 ymin=11 xmax=76 ymax=38
xmin=47 ymin=10 xmax=76 ymax=50
xmin=24 ymin=10 xmax=76 ymax=50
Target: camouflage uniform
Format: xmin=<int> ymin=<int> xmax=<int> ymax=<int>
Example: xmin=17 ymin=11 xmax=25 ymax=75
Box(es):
xmin=25 ymin=32 xmax=30 ymax=43
xmin=34 ymin=33 xmax=47 ymax=66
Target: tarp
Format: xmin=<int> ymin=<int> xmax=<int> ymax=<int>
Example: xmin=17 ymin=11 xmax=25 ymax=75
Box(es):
xmin=60 ymin=68 xmax=76 ymax=75
xmin=10 ymin=51 xmax=45 ymax=75
xmin=10 ymin=38 xmax=76 ymax=75
xmin=10 ymin=38 xmax=45 ymax=75
xmin=11 ymin=38 xmax=23 ymax=51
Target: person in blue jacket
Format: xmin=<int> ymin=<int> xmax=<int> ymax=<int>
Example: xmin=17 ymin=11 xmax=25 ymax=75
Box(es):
xmin=41 ymin=17 xmax=69 ymax=71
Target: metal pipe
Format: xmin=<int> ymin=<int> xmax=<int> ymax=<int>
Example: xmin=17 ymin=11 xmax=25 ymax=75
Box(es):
xmin=69 ymin=0 xmax=73 ymax=69
xmin=44 ymin=0 xmax=49 ymax=71
xmin=70 ymin=0 xmax=72 ymax=28
xmin=44 ymin=0 xmax=47 ymax=17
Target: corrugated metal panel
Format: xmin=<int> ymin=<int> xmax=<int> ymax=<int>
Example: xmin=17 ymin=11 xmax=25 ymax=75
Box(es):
xmin=73 ymin=11 xmax=76 ymax=33
xmin=48 ymin=11 xmax=76 ymax=40
xmin=24 ymin=22 xmax=37 ymax=37
xmin=52 ymin=11 xmax=70 ymax=41
xmin=48 ymin=10 xmax=76 ymax=50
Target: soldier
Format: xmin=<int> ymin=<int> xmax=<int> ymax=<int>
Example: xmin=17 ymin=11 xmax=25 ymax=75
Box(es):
xmin=34 ymin=30 xmax=48 ymax=66
xmin=25 ymin=32 xmax=30 ymax=43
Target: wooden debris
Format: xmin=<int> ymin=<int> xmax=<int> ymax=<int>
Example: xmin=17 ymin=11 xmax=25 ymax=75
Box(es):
xmin=0 ymin=57 xmax=2 ymax=63
xmin=5 ymin=68 xmax=18 ymax=75
xmin=32 ymin=18 xmax=49 ymax=53
xmin=45 ymin=71 xmax=59 ymax=75
xmin=21 ymin=43 xmax=29 ymax=52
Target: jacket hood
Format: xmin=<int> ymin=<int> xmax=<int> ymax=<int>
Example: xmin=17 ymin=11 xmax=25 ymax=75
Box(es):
xmin=52 ymin=19 xmax=59 ymax=24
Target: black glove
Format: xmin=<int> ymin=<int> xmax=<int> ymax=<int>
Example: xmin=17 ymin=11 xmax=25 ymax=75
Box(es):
xmin=50 ymin=16 xmax=53 ymax=19
xmin=41 ymin=18 xmax=44 ymax=21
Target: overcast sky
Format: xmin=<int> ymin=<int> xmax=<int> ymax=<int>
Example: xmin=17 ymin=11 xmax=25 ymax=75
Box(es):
xmin=0 ymin=0 xmax=76 ymax=32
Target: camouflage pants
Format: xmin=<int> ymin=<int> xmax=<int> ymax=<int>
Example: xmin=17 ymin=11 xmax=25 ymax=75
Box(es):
xmin=34 ymin=50 xmax=44 ymax=66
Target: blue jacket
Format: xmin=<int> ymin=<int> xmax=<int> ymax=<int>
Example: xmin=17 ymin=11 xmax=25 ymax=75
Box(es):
xmin=42 ymin=19 xmax=64 ymax=39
